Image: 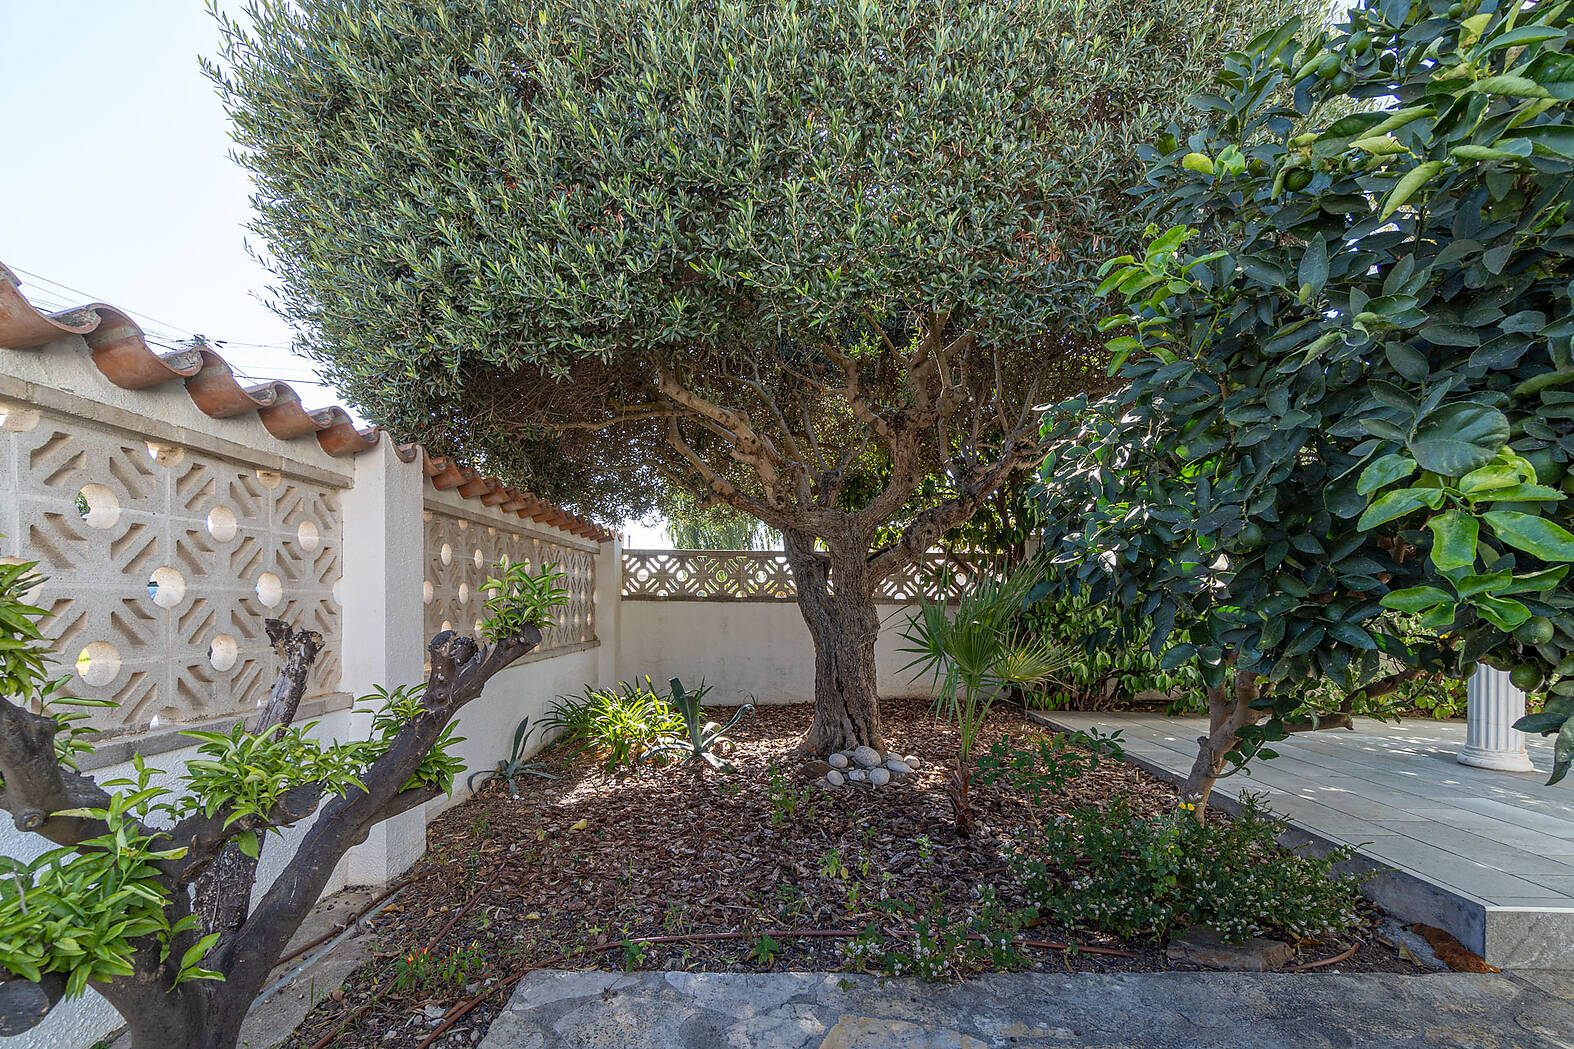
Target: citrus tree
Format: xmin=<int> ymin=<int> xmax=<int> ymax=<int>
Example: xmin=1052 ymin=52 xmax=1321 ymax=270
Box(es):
xmin=208 ymin=0 xmax=1312 ymax=755
xmin=1039 ymin=0 xmax=1574 ymax=816
xmin=0 ymin=558 xmax=564 ymax=1048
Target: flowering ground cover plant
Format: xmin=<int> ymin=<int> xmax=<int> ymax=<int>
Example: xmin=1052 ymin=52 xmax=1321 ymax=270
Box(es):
xmin=1014 ymin=794 xmax=1366 ymax=943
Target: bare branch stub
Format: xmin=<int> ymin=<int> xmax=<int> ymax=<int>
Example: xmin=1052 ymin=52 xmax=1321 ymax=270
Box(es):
xmin=0 ymin=974 xmax=66 ymax=1037
xmin=0 ymin=699 xmax=117 ymax=848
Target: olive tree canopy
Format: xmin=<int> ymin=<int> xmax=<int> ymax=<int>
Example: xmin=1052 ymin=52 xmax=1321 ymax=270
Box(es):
xmin=211 ymin=0 xmax=1312 ymax=753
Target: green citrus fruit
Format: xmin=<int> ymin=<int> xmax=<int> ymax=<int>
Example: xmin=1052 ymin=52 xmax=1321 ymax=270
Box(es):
xmin=1285 ymin=168 xmax=1314 ymax=191
xmin=1510 ymin=663 xmax=1546 ymax=692
xmin=1515 ymin=616 xmax=1556 ymax=647
xmin=1316 ymin=54 xmax=1342 ymax=78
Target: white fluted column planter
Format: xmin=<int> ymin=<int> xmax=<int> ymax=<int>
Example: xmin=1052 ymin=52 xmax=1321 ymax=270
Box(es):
xmin=1459 ymin=664 xmax=1535 ymax=772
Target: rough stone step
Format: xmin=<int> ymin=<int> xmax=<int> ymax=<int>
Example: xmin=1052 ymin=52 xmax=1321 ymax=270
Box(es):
xmin=478 ymin=968 xmax=1574 ymax=1049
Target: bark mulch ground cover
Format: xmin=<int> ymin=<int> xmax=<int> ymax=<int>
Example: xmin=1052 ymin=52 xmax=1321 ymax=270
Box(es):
xmin=281 ymin=697 xmax=1425 ymax=1049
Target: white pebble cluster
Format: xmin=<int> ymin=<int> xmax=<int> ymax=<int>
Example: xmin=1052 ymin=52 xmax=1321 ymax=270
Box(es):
xmin=823 ymin=749 xmax=920 ymax=788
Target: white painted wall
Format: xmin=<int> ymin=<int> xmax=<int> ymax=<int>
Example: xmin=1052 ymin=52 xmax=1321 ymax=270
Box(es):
xmin=614 ymin=599 xmax=941 ymax=705
xmin=436 ymin=646 xmax=601 ymax=814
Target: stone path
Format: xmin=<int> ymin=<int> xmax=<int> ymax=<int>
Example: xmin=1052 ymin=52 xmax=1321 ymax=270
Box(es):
xmin=1033 ymin=712 xmax=1574 ymax=969
xmin=477 ymin=968 xmax=1574 ymax=1049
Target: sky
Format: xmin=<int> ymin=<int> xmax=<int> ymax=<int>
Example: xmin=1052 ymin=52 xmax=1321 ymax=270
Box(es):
xmin=1 ymin=0 xmax=666 ymax=543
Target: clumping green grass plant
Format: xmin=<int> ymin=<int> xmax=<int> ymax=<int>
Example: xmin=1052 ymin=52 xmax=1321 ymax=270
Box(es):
xmin=545 ymin=678 xmax=690 ymax=772
xmin=1013 ymin=795 xmax=1365 ymax=944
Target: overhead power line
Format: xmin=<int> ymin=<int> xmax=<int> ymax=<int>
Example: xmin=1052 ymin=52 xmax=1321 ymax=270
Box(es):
xmin=6 ymin=263 xmax=341 ymax=388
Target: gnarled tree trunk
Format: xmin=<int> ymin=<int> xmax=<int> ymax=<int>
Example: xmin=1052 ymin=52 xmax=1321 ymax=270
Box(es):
xmin=784 ymin=532 xmax=883 ymax=756
xmin=1182 ymin=669 xmax=1263 ymax=822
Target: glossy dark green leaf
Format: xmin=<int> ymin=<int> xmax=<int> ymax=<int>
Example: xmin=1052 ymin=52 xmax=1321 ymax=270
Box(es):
xmin=1427 ymin=511 xmax=1479 ymax=571
xmin=1483 ymin=511 xmax=1574 ymax=562
xmin=1407 ymin=403 xmax=1510 ymax=475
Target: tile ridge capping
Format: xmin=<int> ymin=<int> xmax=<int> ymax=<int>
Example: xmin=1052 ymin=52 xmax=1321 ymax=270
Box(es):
xmin=0 ymin=261 xmax=609 ymax=542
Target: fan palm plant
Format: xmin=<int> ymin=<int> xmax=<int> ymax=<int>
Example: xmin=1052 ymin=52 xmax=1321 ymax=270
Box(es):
xmin=902 ymin=563 xmax=1071 ymax=835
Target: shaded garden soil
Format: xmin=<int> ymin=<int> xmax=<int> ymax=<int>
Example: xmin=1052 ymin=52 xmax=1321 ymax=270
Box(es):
xmin=282 ymin=698 xmax=1424 ymax=1049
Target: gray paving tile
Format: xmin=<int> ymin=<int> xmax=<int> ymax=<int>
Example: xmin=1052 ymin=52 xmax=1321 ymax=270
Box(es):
xmin=1330 ymin=833 xmax=1563 ymax=902
xmin=1453 ymin=798 xmax=1574 ymax=836
xmin=1364 ymin=822 xmax=1574 ymax=877
xmin=1402 ymin=807 xmax=1574 ymax=847
xmin=1521 ymin=874 xmax=1574 ymax=897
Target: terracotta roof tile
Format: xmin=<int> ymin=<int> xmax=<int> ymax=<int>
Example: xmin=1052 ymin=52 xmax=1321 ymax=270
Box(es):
xmin=0 ymin=262 xmax=610 ymax=542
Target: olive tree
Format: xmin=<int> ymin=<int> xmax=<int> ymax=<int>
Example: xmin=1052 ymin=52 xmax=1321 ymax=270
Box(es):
xmin=208 ymin=0 xmax=1310 ymax=754
xmin=0 ymin=558 xmax=565 ymax=1049
xmin=1039 ymin=0 xmax=1574 ymax=816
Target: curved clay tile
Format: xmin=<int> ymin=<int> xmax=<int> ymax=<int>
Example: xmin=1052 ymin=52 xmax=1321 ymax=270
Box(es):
xmin=427 ymin=457 xmax=468 ymax=491
xmin=0 ymin=264 xmax=104 ymax=348
xmin=86 ymin=316 xmax=204 ymax=390
xmin=457 ymin=475 xmax=494 ymax=499
xmin=2 ymin=261 xmax=602 ymax=538
xmin=314 ymin=409 xmax=379 ymax=457
xmin=186 ymin=348 xmax=276 ymax=418
xmin=254 ymin=383 xmax=331 ymax=441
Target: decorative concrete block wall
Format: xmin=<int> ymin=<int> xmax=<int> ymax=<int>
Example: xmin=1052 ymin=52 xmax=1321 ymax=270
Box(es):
xmin=0 ymin=335 xmax=610 ymax=1049
xmin=614 ymin=549 xmax=964 ymax=705
xmin=0 ymin=398 xmax=345 ymax=735
xmin=422 ymin=499 xmax=599 ymax=655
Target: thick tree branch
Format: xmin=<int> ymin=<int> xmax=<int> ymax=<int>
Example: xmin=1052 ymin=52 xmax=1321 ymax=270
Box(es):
xmin=172 ymin=783 xmax=325 ymax=885
xmin=665 ymin=419 xmax=795 ymax=531
xmin=0 ymin=699 xmax=119 ymax=848
xmin=654 ymin=365 xmax=792 ymax=501
xmin=867 ymin=429 xmax=1043 ymax=580
xmin=220 ymin=624 xmax=542 ymax=994
xmin=0 ymin=971 xmax=65 ymax=1036
xmin=187 ymin=621 xmax=326 ymax=925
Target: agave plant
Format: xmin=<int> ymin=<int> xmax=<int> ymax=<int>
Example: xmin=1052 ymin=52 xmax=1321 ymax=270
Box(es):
xmin=644 ymin=678 xmax=754 ymax=771
xmin=467 ymin=715 xmax=557 ymax=797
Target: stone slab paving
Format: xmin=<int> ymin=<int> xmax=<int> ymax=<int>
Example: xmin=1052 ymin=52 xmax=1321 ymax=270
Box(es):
xmin=1032 ymin=712 xmax=1574 ymax=969
xmin=478 ymin=969 xmax=1574 ymax=1049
